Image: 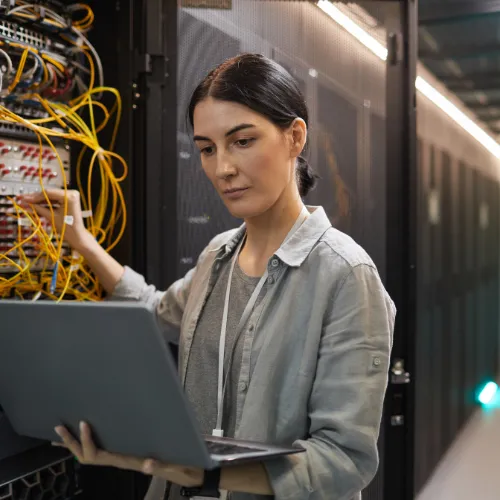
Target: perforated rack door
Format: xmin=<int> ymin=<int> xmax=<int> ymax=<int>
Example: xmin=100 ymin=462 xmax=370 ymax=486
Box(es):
xmin=176 ymin=1 xmax=387 ymax=276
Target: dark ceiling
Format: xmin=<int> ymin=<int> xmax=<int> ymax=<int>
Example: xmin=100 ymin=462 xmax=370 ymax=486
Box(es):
xmin=418 ymin=0 xmax=500 ymax=137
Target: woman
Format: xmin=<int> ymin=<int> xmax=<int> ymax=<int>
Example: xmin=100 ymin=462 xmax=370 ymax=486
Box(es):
xmin=19 ymin=54 xmax=395 ymax=500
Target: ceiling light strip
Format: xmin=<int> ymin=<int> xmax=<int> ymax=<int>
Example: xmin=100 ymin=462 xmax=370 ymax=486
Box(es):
xmin=317 ymin=0 xmax=500 ymax=159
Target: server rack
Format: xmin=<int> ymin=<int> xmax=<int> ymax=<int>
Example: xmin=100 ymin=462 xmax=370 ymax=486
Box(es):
xmin=0 ymin=1 xmax=417 ymax=500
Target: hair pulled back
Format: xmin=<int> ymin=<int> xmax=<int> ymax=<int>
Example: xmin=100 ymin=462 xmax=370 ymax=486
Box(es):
xmin=188 ymin=53 xmax=317 ymax=197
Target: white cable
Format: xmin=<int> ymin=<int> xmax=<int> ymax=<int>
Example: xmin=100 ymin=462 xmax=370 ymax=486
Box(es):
xmin=74 ymin=74 xmax=88 ymax=94
xmin=70 ymin=26 xmax=104 ymax=94
xmin=7 ymin=5 xmax=37 ymax=18
xmin=46 ymin=11 xmax=66 ymax=27
xmin=0 ymin=49 xmax=13 ymax=77
xmin=50 ymin=63 xmax=64 ymax=79
xmin=42 ymin=51 xmax=68 ymax=66
xmin=23 ymin=50 xmax=38 ymax=79
xmin=45 ymin=64 xmax=55 ymax=87
xmin=7 ymin=3 xmax=67 ymax=28
xmin=69 ymin=58 xmax=90 ymax=75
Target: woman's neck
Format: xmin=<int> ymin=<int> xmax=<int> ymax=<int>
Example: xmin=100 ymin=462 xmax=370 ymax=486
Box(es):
xmin=239 ymin=188 xmax=305 ymax=277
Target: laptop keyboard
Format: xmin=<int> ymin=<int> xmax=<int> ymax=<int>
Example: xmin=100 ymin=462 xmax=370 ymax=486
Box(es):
xmin=206 ymin=440 xmax=263 ymax=456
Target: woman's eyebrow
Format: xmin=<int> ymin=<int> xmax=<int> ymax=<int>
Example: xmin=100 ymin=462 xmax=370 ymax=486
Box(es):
xmin=193 ymin=123 xmax=255 ymax=142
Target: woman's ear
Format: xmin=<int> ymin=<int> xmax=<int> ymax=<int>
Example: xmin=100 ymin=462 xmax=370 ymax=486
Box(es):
xmin=289 ymin=118 xmax=307 ymax=159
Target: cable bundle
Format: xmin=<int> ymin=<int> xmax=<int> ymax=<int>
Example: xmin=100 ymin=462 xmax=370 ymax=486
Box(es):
xmin=0 ymin=2 xmax=127 ymax=302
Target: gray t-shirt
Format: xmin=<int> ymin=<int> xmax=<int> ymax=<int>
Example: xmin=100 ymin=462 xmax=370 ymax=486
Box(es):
xmin=185 ymin=256 xmax=263 ymax=437
xmin=166 ymin=257 xmax=265 ymax=500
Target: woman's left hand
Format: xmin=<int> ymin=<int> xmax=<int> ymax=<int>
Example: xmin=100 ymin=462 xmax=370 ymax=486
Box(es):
xmin=53 ymin=422 xmax=204 ymax=488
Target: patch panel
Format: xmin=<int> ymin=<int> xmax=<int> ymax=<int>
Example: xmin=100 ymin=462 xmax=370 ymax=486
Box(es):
xmin=0 ymin=19 xmax=50 ymax=50
xmin=0 ymin=122 xmax=54 ymax=142
xmin=0 ymin=137 xmax=69 ymax=195
xmin=0 ymin=137 xmax=69 ymax=274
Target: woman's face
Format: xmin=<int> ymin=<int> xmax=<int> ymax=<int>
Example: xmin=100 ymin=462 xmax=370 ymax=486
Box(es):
xmin=193 ymin=97 xmax=305 ymax=220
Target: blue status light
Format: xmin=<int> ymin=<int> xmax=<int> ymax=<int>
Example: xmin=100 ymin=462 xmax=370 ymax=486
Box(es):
xmin=477 ymin=381 xmax=498 ymax=406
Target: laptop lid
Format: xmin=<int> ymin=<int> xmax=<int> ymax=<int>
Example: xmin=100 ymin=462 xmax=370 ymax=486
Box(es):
xmin=0 ymin=300 xmax=217 ymax=469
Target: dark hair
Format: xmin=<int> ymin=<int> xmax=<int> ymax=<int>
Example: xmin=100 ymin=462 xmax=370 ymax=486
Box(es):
xmin=188 ymin=53 xmax=318 ymax=197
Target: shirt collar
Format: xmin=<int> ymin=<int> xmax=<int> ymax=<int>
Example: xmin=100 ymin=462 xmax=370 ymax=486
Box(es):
xmin=211 ymin=206 xmax=332 ymax=267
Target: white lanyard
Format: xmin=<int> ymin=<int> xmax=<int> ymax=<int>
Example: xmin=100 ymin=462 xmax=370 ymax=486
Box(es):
xmin=213 ymin=205 xmax=309 ymax=437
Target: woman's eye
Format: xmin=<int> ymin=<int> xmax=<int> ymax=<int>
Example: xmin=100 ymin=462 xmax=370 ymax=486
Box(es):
xmin=236 ymin=138 xmax=254 ymax=147
xmin=201 ymin=146 xmax=215 ymax=156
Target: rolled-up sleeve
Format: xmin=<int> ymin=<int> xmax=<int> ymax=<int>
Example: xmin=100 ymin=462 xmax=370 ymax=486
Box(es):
xmin=264 ymin=263 xmax=395 ymax=499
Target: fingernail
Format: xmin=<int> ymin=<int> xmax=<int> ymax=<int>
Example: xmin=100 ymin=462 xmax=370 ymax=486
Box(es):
xmin=79 ymin=421 xmax=85 ymax=431
xmin=54 ymin=427 xmax=61 ymax=436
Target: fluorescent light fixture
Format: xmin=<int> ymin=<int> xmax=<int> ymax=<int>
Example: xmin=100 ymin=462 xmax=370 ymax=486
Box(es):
xmin=316 ymin=0 xmax=500 ymax=159
xmin=317 ymin=0 xmax=388 ymax=61
xmin=415 ymin=77 xmax=500 ymax=158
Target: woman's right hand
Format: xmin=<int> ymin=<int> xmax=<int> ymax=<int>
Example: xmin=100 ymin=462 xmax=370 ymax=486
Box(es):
xmin=18 ymin=188 xmax=125 ymax=294
xmin=17 ymin=188 xmax=91 ymax=251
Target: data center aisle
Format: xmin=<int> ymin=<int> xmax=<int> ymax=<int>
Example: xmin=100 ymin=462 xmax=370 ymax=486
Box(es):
xmin=416 ymin=404 xmax=500 ymax=500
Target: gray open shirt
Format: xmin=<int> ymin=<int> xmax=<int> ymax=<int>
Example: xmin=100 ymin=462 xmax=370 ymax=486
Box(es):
xmin=112 ymin=206 xmax=395 ymax=500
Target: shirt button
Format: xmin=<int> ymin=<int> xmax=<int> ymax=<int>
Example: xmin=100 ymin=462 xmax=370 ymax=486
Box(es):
xmin=267 ymin=276 xmax=274 ymax=285
xmin=271 ymin=258 xmax=279 ymax=268
xmin=373 ymin=357 xmax=381 ymax=367
xmin=239 ymin=382 xmax=248 ymax=392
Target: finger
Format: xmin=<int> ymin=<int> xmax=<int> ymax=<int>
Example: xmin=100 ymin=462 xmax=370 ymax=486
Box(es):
xmin=27 ymin=203 xmax=53 ymax=220
xmin=19 ymin=188 xmax=68 ymax=204
xmin=54 ymin=426 xmax=83 ymax=461
xmin=79 ymin=421 xmax=97 ymax=461
xmin=15 ymin=195 xmax=53 ymax=211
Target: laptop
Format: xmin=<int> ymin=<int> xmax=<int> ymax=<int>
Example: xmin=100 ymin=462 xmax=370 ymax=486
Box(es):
xmin=0 ymin=300 xmax=304 ymax=469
